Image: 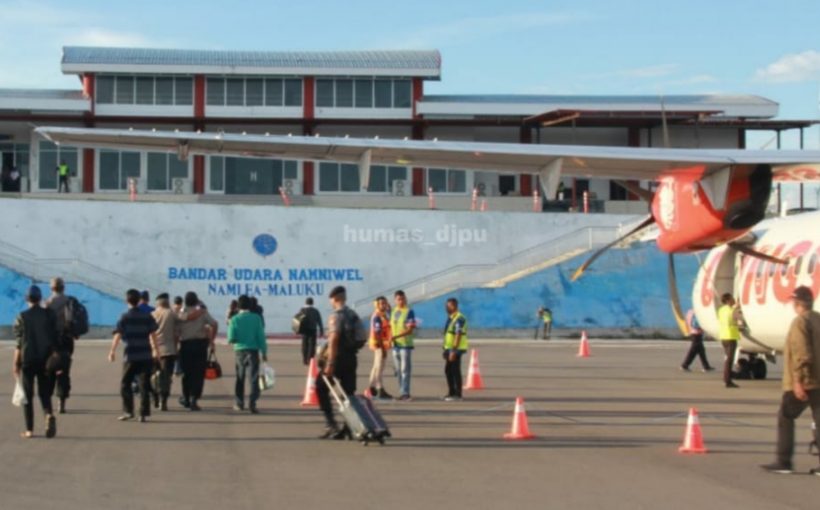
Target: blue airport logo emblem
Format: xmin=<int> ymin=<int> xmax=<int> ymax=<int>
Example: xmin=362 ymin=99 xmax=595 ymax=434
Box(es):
xmin=252 ymin=234 xmax=278 ymax=257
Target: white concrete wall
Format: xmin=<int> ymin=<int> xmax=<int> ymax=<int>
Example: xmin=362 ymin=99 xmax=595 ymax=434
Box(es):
xmin=0 ymin=198 xmax=636 ymax=332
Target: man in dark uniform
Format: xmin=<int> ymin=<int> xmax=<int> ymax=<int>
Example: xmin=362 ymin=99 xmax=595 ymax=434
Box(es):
xmin=316 ymin=286 xmax=364 ymax=439
xmin=298 ymin=297 xmax=324 ymax=366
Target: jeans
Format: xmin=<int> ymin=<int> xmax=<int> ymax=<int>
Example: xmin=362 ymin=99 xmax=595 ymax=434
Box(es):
xmin=722 ymin=340 xmax=738 ymax=384
xmin=21 ymin=362 xmax=54 ymax=432
xmin=156 ymin=355 xmax=177 ymax=398
xmin=235 ymin=350 xmax=261 ymax=408
xmin=316 ymin=357 xmax=357 ymax=428
xmin=682 ymin=334 xmax=712 ymax=370
xmin=301 ymin=334 xmax=317 ymax=366
xmin=392 ymin=348 xmax=413 ymax=397
xmin=776 ymin=389 xmax=820 ymax=466
xmin=121 ymin=360 xmax=152 ymax=416
xmin=180 ymin=339 xmax=209 ymax=401
xmin=444 ymin=350 xmax=464 ymax=397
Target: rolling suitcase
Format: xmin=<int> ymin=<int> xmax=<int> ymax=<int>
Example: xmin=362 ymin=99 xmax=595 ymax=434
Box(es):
xmin=322 ymin=375 xmax=391 ymax=445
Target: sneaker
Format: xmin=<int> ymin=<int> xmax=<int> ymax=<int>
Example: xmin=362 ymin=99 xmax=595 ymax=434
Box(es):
xmin=160 ymin=399 xmax=168 ymax=412
xmin=702 ymin=367 xmax=716 ymax=372
xmin=318 ymin=426 xmax=340 ymax=440
xmin=444 ymin=395 xmax=463 ymax=402
xmin=178 ymin=396 xmax=190 ymax=409
xmin=442 ymin=394 xmax=453 ymax=401
xmin=233 ymin=404 xmax=245 ymax=412
xmin=680 ymin=366 xmax=691 ymax=372
xmin=189 ymin=400 xmax=201 ymax=412
xmin=333 ymin=426 xmax=352 ymax=440
xmin=378 ymin=389 xmax=394 ymax=400
xmin=726 ymin=382 xmax=740 ymax=388
xmin=138 ymin=416 xmax=147 ymax=423
xmin=117 ymin=414 xmax=135 ymax=421
xmin=45 ymin=415 xmax=56 ymax=439
xmin=760 ymin=462 xmax=793 ymax=474
xmin=398 ymin=394 xmax=413 ymax=402
xmin=58 ymin=398 xmax=67 ymax=414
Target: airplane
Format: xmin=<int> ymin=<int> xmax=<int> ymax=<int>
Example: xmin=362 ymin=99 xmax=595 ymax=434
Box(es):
xmin=35 ymin=126 xmax=820 ymax=378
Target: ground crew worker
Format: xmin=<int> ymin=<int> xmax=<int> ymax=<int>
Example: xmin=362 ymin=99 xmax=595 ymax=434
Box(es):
xmin=760 ymin=286 xmax=820 ymax=475
xmin=536 ymin=307 xmax=553 ymax=340
xmin=57 ymin=160 xmax=70 ymax=193
xmin=718 ymin=293 xmax=742 ymax=388
xmin=391 ymin=290 xmax=416 ymax=401
xmin=443 ymin=298 xmax=468 ymax=401
xmin=680 ymin=309 xmax=714 ymax=372
xmin=368 ymin=296 xmax=393 ymax=400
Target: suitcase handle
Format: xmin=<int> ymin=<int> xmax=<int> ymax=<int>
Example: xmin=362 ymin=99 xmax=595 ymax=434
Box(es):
xmin=320 ymin=374 xmax=350 ymax=408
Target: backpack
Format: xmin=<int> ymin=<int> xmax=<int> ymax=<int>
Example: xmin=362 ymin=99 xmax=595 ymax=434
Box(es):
xmin=292 ymin=310 xmax=308 ymax=335
xmin=64 ymin=296 xmax=89 ymax=337
xmin=339 ymin=308 xmax=366 ymax=353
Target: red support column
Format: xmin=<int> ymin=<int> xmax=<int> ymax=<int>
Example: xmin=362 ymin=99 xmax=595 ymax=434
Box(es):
xmin=411 ymin=79 xmax=426 ymax=196
xmin=411 ymin=78 xmax=423 ymax=118
xmin=193 ymin=155 xmax=205 ymax=194
xmin=193 ymin=75 xmax=205 ymax=129
xmin=82 ymin=148 xmax=94 ymax=193
xmin=302 ymin=77 xmax=315 ymax=195
xmin=519 ymin=125 xmax=533 ymax=196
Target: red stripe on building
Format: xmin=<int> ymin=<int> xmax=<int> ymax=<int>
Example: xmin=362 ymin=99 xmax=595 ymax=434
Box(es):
xmin=194 ymin=75 xmax=205 ymax=122
xmin=302 ymin=77 xmax=315 ymax=195
xmin=82 ymin=148 xmax=94 ymax=193
xmin=193 ymin=156 xmax=205 ymax=194
xmin=519 ymin=126 xmax=532 ymax=196
xmin=411 ymin=80 xmax=425 ymax=196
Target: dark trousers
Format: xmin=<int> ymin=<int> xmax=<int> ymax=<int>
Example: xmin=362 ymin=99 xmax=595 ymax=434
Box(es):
xmin=682 ymin=333 xmax=712 ymax=369
xmin=55 ymin=336 xmax=74 ymax=400
xmin=301 ymin=334 xmax=317 ymax=365
xmin=121 ymin=360 xmax=152 ymax=416
xmin=721 ymin=340 xmax=737 ymax=384
xmin=21 ymin=362 xmax=54 ymax=432
xmin=156 ymin=355 xmax=176 ymax=398
xmin=776 ymin=390 xmax=820 ymax=466
xmin=235 ymin=350 xmax=261 ymax=407
xmin=58 ymin=175 xmax=69 ymax=193
xmin=444 ymin=350 xmax=464 ymax=397
xmin=316 ymin=358 xmax=357 ymax=428
xmin=180 ymin=339 xmax=209 ymax=401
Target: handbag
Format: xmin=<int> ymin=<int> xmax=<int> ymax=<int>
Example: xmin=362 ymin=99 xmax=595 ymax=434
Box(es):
xmin=204 ymin=351 xmax=222 ymax=380
xmin=12 ymin=378 xmax=27 ymax=407
xmin=259 ymin=363 xmax=276 ymax=391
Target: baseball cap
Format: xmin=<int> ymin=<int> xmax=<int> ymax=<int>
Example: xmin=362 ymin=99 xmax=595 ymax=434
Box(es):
xmin=26 ymin=285 xmax=42 ymax=302
xmin=790 ymin=286 xmax=813 ymax=303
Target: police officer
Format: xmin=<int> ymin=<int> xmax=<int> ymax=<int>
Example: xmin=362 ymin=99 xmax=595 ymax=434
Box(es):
xmin=316 ymin=286 xmax=364 ymax=439
xmin=442 ymin=298 xmax=469 ymax=401
xmin=718 ymin=293 xmax=742 ymax=388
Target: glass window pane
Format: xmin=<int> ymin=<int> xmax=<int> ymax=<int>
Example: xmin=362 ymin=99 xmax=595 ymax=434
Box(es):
xmin=116 ymin=76 xmax=134 ymax=104
xmin=246 ymin=79 xmax=263 ymax=106
xmin=146 ymin=152 xmax=168 ymax=191
xmin=174 ymin=77 xmax=192 ymax=105
xmin=374 ymin=80 xmax=391 ymax=108
xmin=428 ymin=168 xmax=446 ymax=192
xmin=335 ymin=79 xmax=353 ymax=107
xmin=264 ymin=79 xmax=283 ymax=106
xmin=156 ymin=77 xmax=173 ymax=105
xmin=96 ymin=76 xmax=114 ymax=104
xmin=316 ymin=79 xmax=334 ymax=107
xmin=210 ymin=157 xmax=224 ymax=191
xmin=283 ymin=160 xmax=298 ymax=179
xmin=136 ymin=77 xmax=154 ymax=105
xmin=368 ymin=165 xmax=386 ymax=192
xmin=226 ymin=79 xmax=244 ymax=106
xmin=340 ymin=163 xmax=360 ymax=192
xmin=393 ymin=80 xmax=411 ymax=108
xmin=121 ymin=152 xmax=141 ymax=190
xmin=99 ymin=151 xmax=120 ymax=190
xmin=15 ymin=145 xmax=30 ymax=177
xmin=355 ymin=79 xmax=373 ymax=108
xmin=206 ymin=78 xmax=225 ymax=106
xmin=169 ymin=156 xmax=189 ymax=179
xmin=448 ymin=169 xmax=466 ymax=193
xmin=38 ymin=147 xmax=57 ymax=190
xmin=319 ymin=162 xmax=338 ymax=192
xmin=284 ymin=79 xmax=302 ymax=106
xmin=387 ymin=166 xmax=407 ymax=191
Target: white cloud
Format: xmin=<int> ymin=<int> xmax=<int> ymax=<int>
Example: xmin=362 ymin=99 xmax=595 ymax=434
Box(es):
xmin=755 ymin=50 xmax=820 ymax=83
xmin=66 ymin=29 xmax=156 ymax=48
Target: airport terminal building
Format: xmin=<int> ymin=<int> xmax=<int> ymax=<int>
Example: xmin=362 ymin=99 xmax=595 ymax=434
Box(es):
xmin=0 ymin=46 xmax=813 ymax=212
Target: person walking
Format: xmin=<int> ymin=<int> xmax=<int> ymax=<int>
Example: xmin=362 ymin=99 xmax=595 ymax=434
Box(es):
xmin=45 ymin=277 xmax=76 ymax=413
xmin=177 ymin=291 xmax=218 ymax=411
xmin=250 ymin=297 xmax=265 ymax=328
xmin=138 ymin=291 xmax=154 ymax=314
xmin=12 ymin=286 xmax=58 ymax=439
xmin=228 ymin=295 xmax=267 ymax=414
xmin=316 ymin=286 xmax=365 ymax=439
xmin=391 ymin=290 xmax=416 ymax=401
xmin=226 ymin=299 xmax=239 ymax=326
xmin=108 ymin=289 xmax=158 ymax=423
xmin=760 ymin=286 xmax=820 ymax=475
xmin=442 ymin=298 xmax=469 ymax=401
xmin=57 ymin=160 xmax=70 ymax=193
xmin=367 ymin=296 xmax=393 ymax=400
xmin=298 ymin=297 xmax=323 ymax=366
xmin=680 ymin=309 xmax=714 ymax=372
xmin=718 ymin=293 xmax=742 ymax=388
xmin=151 ymin=293 xmax=180 ymax=411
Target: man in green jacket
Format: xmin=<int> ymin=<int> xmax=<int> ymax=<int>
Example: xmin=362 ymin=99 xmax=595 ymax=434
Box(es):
xmin=228 ymin=295 xmax=267 ymax=414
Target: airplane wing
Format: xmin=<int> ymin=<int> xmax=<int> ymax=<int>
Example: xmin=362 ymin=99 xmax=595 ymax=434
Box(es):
xmin=35 ymin=126 xmax=820 ymax=184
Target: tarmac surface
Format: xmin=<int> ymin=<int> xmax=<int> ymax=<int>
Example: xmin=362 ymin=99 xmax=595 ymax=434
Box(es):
xmin=0 ymin=338 xmax=817 ymax=510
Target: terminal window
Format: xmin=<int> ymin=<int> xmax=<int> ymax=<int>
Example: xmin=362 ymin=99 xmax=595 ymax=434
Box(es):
xmin=209 ymin=156 xmax=298 ymax=194
xmin=428 ymin=168 xmax=467 ymax=193
xmin=96 ymin=75 xmax=192 ymax=106
xmin=38 ymin=141 xmax=77 ymax=191
xmin=99 ymin=150 xmax=140 ymax=191
xmin=206 ymin=77 xmax=302 ymax=107
xmin=147 ymin=153 xmax=189 ymax=191
xmin=315 ymin=78 xmax=411 ymax=109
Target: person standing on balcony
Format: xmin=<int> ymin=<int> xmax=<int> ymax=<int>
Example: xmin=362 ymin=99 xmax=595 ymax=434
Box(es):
xmin=57 ymin=160 xmax=70 ymax=193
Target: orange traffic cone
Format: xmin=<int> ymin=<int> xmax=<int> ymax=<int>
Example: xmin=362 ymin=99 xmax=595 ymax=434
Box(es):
xmin=464 ymin=349 xmax=485 ymax=390
xmin=577 ymin=331 xmax=591 ymax=358
xmin=678 ymin=407 xmax=708 ymax=454
xmin=504 ymin=397 xmax=535 ymax=440
xmin=299 ymin=358 xmax=319 ymax=407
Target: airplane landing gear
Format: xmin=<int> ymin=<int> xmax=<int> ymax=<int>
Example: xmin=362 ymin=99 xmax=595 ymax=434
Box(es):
xmin=735 ymin=355 xmax=768 ymax=380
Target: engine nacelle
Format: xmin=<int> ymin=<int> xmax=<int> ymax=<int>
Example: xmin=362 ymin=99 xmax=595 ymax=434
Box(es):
xmin=652 ymin=165 xmax=772 ymax=253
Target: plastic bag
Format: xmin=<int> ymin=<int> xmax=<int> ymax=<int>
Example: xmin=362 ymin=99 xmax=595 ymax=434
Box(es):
xmin=259 ymin=363 xmax=275 ymax=391
xmin=12 ymin=378 xmax=27 ymax=407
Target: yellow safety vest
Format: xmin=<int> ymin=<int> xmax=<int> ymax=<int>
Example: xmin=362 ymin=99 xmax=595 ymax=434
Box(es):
xmin=390 ymin=306 xmax=415 ymax=348
xmin=443 ymin=311 xmax=469 ymax=351
xmin=58 ymin=164 xmax=69 ymax=177
xmin=717 ymin=305 xmax=740 ymax=341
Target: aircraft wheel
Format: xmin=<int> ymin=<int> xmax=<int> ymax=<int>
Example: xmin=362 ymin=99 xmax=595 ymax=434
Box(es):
xmin=735 ymin=359 xmax=752 ymax=380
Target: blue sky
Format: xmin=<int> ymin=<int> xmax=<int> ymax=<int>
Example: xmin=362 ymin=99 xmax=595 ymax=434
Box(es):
xmin=1 ymin=0 xmax=819 ymax=199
